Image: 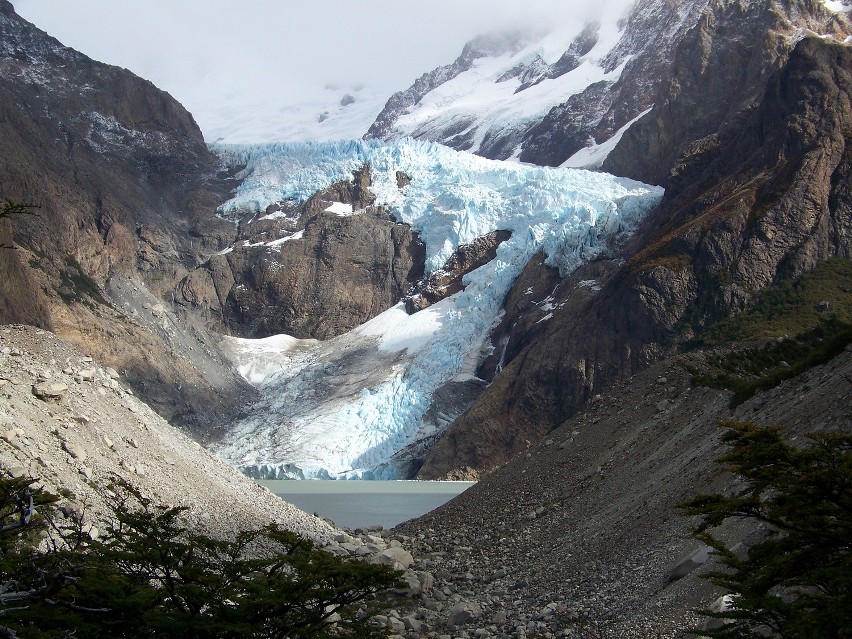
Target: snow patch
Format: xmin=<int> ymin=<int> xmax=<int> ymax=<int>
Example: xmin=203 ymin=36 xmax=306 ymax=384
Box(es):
xmin=822 ymin=0 xmax=851 ymax=13
xmin=265 ymin=230 xmax=305 ymax=247
xmin=561 ymin=108 xmax=652 ymax=170
xmin=324 ymin=202 xmax=354 ymax=215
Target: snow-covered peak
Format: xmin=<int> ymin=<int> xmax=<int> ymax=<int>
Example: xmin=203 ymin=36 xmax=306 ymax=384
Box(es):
xmin=365 ymin=0 xmax=715 ymax=166
xmin=214 ymin=139 xmax=663 ymax=479
xmin=365 ymin=18 xmax=624 ymax=156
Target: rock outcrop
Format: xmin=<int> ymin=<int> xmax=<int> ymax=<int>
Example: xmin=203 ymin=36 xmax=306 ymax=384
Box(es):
xmin=518 ymin=0 xmax=712 ymax=165
xmin=419 ymin=28 xmax=852 ymax=478
xmin=603 ymin=0 xmax=850 ymax=184
xmin=404 ymin=230 xmax=512 ymax=314
xmin=177 ymin=169 xmax=426 ymax=340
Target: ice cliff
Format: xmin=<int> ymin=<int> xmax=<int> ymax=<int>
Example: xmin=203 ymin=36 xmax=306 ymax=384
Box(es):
xmin=214 ymin=139 xmax=663 ymax=479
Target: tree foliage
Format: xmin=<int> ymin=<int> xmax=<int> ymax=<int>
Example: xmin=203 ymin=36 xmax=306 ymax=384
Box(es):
xmin=681 ymin=422 xmax=852 ymax=638
xmin=0 ymin=477 xmax=401 ymax=638
xmin=0 ymin=201 xmax=37 ymax=221
xmin=0 ymin=200 xmax=38 ymax=250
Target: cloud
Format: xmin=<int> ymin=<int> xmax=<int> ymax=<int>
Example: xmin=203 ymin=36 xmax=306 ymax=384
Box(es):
xmin=15 ymin=0 xmax=633 ymax=89
xmin=13 ymin=0 xmax=637 ymax=140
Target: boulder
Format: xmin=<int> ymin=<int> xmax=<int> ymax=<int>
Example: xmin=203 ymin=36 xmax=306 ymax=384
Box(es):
xmin=62 ymin=441 xmax=87 ymax=462
xmin=32 ymin=381 xmax=68 ymax=400
xmin=447 ymin=601 xmax=481 ymax=626
xmin=368 ymin=546 xmax=415 ymax=570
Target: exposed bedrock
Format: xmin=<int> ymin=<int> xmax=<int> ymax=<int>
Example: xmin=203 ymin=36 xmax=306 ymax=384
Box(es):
xmin=404 ymin=230 xmax=513 ymax=314
xmin=176 ymin=169 xmax=427 ymax=340
xmin=0 ymin=2 xmax=248 ymax=435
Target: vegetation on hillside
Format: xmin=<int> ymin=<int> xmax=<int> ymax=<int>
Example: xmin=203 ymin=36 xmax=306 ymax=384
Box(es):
xmin=682 ymin=422 xmax=852 ymax=638
xmin=0 ymin=200 xmax=38 ymax=250
xmin=0 ymin=200 xmax=37 ymax=221
xmin=697 ymin=258 xmax=852 ymax=345
xmin=687 ymin=316 xmax=852 ymax=406
xmin=687 ymin=258 xmax=852 ymax=405
xmin=0 ymin=476 xmax=401 ymax=638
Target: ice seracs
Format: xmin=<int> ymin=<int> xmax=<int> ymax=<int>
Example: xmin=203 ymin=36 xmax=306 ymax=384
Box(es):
xmin=214 ymin=139 xmax=663 ymax=480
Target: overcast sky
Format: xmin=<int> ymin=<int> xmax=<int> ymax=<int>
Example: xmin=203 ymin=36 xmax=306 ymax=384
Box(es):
xmin=13 ymin=0 xmax=634 ymax=141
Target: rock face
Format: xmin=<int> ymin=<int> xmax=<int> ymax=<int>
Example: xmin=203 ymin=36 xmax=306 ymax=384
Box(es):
xmin=404 ymin=230 xmax=512 ymax=314
xmin=419 ymin=24 xmax=852 ymax=478
xmin=518 ymin=0 xmax=712 ymax=165
xmin=177 ymin=169 xmax=426 ymax=340
xmin=0 ymin=1 xmax=249 ymax=435
xmin=603 ymin=0 xmax=850 ymax=184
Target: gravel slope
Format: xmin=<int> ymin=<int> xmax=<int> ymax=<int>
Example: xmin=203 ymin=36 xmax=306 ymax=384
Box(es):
xmin=394 ymin=347 xmax=852 ymax=637
xmin=0 ymin=324 xmax=334 ymax=542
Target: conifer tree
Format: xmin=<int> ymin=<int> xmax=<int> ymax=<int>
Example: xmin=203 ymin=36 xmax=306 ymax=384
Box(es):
xmin=0 ymin=476 xmax=401 ymax=638
xmin=681 ymin=422 xmax=852 ymax=638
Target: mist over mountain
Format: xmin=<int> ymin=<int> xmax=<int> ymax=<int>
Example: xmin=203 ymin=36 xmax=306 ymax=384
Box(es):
xmin=1 ymin=0 xmax=851 ymax=635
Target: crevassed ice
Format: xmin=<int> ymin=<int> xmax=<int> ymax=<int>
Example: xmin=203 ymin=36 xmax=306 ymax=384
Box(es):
xmin=214 ymin=139 xmax=663 ymax=480
xmin=219 ymin=138 xmax=662 ymax=274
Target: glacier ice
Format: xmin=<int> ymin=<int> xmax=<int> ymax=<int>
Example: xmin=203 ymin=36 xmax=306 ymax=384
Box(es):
xmin=214 ymin=139 xmax=663 ymax=480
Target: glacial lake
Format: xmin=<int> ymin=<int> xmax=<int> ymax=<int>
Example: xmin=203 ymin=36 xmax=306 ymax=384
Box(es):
xmin=258 ymin=480 xmax=475 ymax=529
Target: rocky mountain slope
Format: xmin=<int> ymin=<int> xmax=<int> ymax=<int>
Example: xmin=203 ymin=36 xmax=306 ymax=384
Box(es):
xmin=0 ymin=1 xmax=850 ymax=635
xmin=365 ymin=0 xmax=713 ymax=165
xmin=397 ymin=346 xmax=852 ymax=637
xmin=0 ymin=0 xmax=252 ymax=436
xmin=0 ymin=324 xmax=333 ymax=541
xmin=0 ymin=2 xmax=428 ymax=438
xmin=417 ymin=1 xmax=852 ymax=479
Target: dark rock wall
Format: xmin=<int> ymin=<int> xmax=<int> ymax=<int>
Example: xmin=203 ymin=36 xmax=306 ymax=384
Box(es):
xmin=177 ymin=170 xmax=426 ymax=340
xmin=603 ymin=0 xmax=848 ymax=184
xmin=179 ymin=209 xmax=425 ymax=340
xmin=519 ymin=0 xmax=712 ymax=166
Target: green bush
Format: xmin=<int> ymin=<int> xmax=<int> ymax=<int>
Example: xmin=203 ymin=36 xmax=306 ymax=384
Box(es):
xmin=688 ymin=316 xmax=852 ymax=406
xmin=696 ymin=258 xmax=852 ymax=346
xmin=1 ymin=476 xmax=401 ymax=638
xmin=681 ymin=423 xmax=852 ymax=638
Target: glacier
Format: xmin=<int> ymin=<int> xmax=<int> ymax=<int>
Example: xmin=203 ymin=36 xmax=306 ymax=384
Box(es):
xmin=214 ymin=139 xmax=663 ymax=479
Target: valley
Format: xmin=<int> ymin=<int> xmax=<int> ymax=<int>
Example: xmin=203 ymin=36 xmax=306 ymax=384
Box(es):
xmin=1 ymin=0 xmax=851 ymax=636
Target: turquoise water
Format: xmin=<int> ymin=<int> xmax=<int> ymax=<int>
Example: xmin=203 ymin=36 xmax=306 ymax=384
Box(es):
xmin=258 ymin=480 xmax=475 ymax=529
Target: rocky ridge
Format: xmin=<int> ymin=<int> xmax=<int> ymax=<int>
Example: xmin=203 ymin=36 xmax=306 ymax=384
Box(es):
xmin=176 ymin=167 xmax=426 ymax=340
xmin=365 ymin=31 xmax=528 ymax=144
xmin=418 ymin=11 xmax=852 ymax=478
xmin=365 ymin=0 xmax=714 ymax=164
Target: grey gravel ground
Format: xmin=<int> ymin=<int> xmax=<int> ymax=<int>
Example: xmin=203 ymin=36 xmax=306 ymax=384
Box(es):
xmin=0 ymin=324 xmax=334 ymax=542
xmin=3 ymin=324 xmax=849 ymax=638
